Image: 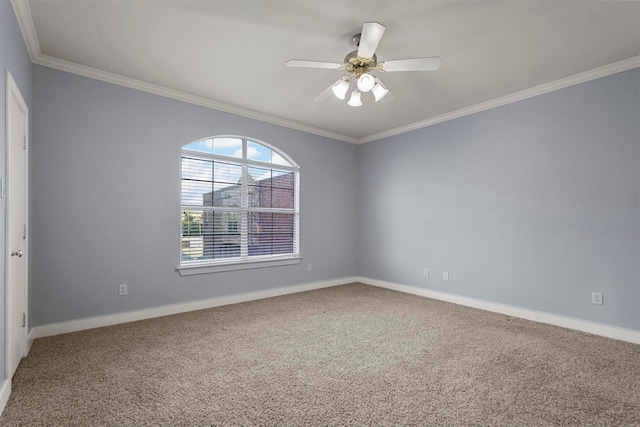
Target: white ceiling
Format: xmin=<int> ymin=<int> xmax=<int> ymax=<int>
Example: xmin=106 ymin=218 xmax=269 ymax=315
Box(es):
xmin=18 ymin=1 xmax=640 ymax=143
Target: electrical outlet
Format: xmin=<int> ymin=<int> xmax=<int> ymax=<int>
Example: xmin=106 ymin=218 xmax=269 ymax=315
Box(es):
xmin=423 ymin=268 xmax=429 ymax=278
xmin=307 ymin=264 xmax=312 ymax=272
xmin=592 ymin=292 xmax=603 ymax=305
xmin=119 ymin=284 xmax=128 ymax=296
xmin=443 ymin=272 xmax=449 ymax=281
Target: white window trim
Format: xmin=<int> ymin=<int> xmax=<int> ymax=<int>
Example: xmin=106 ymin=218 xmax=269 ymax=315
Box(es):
xmin=179 ymin=136 xmax=300 ymax=273
xmin=177 ymin=255 xmax=302 ymax=276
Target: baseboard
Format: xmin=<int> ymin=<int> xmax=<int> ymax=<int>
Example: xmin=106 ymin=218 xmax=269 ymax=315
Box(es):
xmin=31 ymin=277 xmax=358 ymax=339
xmin=357 ymin=276 xmax=640 ymax=345
xmin=29 ymin=275 xmax=639 ymax=344
xmin=26 ymin=329 xmax=35 ymax=355
xmin=0 ymin=379 xmax=11 ymax=418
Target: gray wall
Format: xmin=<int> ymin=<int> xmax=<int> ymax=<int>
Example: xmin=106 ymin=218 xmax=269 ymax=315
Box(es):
xmin=1 ymin=0 xmax=33 ymax=382
xmin=357 ymin=69 xmax=640 ymax=331
xmin=27 ymin=43 xmax=640 ymax=333
xmin=31 ymin=65 xmax=358 ymax=326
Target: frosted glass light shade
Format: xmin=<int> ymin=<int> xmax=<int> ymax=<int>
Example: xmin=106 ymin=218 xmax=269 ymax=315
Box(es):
xmin=331 ymin=80 xmax=350 ymax=100
xmin=347 ymin=90 xmax=363 ymax=107
xmin=357 ymin=73 xmax=376 ymax=92
xmin=372 ymin=83 xmax=389 ymax=102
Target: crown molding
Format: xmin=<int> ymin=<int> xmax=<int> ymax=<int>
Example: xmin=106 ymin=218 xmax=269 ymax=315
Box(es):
xmin=32 ymin=54 xmax=359 ymax=144
xmin=358 ymin=55 xmax=640 ymax=144
xmin=11 ymin=0 xmax=640 ymax=146
xmin=10 ymin=0 xmax=357 ymax=144
xmin=11 ymin=0 xmax=40 ymax=62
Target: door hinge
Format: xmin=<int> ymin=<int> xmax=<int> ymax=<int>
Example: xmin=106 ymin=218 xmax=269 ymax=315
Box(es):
xmin=22 ymin=313 xmax=26 ymax=328
xmin=23 ymin=224 xmax=27 ymax=240
xmin=23 ymin=135 xmax=27 ymax=149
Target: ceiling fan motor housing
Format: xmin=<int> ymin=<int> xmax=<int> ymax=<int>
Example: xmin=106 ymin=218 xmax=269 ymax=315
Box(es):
xmin=343 ymin=50 xmax=377 ymax=74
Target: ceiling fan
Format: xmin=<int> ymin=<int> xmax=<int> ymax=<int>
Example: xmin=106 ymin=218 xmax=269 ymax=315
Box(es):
xmin=286 ymin=22 xmax=441 ymax=107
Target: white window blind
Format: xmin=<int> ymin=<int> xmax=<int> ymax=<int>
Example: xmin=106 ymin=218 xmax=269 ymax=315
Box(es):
xmin=180 ymin=137 xmax=300 ymax=268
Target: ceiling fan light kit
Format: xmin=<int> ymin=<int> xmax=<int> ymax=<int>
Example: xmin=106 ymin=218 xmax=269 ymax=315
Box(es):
xmin=356 ymin=73 xmax=376 ymax=92
xmin=287 ymin=22 xmax=441 ymax=107
xmin=372 ymin=81 xmax=389 ymax=102
xmin=347 ymin=90 xmax=363 ymax=107
xmin=332 ymin=78 xmax=350 ymax=100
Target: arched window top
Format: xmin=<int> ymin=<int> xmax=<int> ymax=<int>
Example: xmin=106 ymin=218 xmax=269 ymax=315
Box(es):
xmin=183 ymin=136 xmax=298 ymax=169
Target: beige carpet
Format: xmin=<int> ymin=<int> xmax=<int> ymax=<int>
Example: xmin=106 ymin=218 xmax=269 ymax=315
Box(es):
xmin=2 ymin=283 xmax=639 ymax=426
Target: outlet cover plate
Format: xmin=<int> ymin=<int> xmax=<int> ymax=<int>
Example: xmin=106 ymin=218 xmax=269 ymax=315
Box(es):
xmin=592 ymin=292 xmax=603 ymax=305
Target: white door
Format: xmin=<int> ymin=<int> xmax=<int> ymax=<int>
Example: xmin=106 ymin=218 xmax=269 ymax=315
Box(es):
xmin=5 ymin=71 xmax=29 ymax=378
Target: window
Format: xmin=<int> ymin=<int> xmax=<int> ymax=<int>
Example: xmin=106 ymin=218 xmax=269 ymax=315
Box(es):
xmin=179 ymin=136 xmax=300 ymax=274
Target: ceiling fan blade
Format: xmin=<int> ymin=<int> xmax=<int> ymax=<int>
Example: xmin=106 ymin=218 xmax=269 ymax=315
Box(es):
xmin=379 ymin=57 xmax=442 ymax=72
xmin=357 ymin=22 xmax=386 ymax=59
xmin=287 ymin=60 xmax=342 ymax=70
xmin=373 ymin=77 xmax=395 ymax=104
xmin=380 ymin=91 xmax=395 ymax=104
xmin=313 ymin=78 xmax=345 ymax=102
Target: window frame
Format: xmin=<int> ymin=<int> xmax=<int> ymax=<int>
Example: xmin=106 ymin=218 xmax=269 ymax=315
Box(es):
xmin=177 ymin=136 xmax=301 ymax=276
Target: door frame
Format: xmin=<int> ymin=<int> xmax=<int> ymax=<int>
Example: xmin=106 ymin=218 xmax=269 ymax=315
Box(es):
xmin=5 ymin=70 xmax=29 ymax=379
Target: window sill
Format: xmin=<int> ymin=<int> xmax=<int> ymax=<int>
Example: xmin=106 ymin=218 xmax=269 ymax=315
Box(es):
xmin=177 ymin=256 xmax=302 ymax=276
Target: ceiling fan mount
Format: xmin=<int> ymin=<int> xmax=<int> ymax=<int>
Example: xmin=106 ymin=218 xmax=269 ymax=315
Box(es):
xmin=287 ymin=22 xmax=441 ymax=107
xmin=352 ymin=33 xmax=361 ymax=47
